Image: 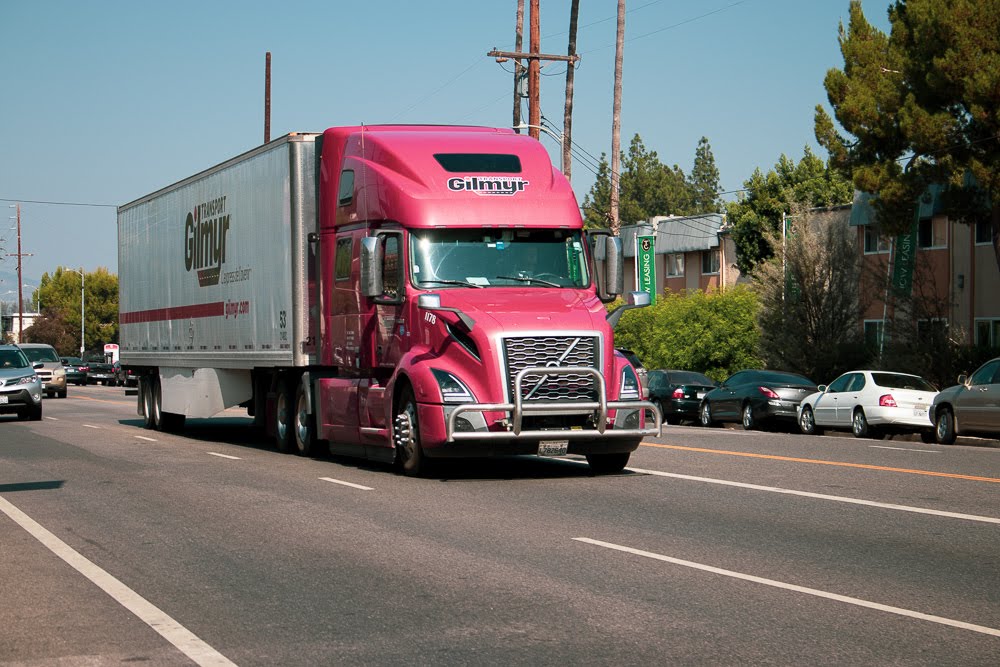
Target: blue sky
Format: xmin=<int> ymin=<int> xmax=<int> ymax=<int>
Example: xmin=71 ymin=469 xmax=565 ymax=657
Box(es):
xmin=0 ymin=0 xmax=892 ymax=295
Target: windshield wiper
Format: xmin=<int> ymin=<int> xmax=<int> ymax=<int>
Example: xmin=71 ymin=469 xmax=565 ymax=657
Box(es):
xmin=494 ymin=275 xmax=560 ymax=287
xmin=418 ymin=279 xmax=484 ymax=289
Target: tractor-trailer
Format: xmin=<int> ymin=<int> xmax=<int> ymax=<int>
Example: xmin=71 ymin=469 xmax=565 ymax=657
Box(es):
xmin=118 ymin=126 xmax=660 ymax=475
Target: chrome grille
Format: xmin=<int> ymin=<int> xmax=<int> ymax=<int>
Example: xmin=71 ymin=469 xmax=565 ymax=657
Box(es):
xmin=503 ymin=335 xmax=599 ymax=402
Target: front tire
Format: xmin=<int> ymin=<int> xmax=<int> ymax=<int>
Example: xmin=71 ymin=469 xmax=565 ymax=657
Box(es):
xmin=699 ymin=401 xmax=715 ymax=427
xmin=393 ymin=387 xmax=427 ymax=476
xmin=741 ymin=402 xmax=756 ymax=430
xmin=935 ymin=407 xmax=956 ymax=445
xmin=799 ymin=405 xmax=822 ymax=435
xmin=586 ymin=452 xmax=631 ymax=474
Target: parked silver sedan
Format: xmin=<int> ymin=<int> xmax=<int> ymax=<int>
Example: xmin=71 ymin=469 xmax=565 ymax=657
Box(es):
xmin=931 ymin=357 xmax=1000 ymax=444
xmin=797 ymin=370 xmax=938 ymax=440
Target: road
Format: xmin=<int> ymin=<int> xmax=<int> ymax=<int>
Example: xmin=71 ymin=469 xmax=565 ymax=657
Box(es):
xmin=2 ymin=384 xmax=998 ymax=666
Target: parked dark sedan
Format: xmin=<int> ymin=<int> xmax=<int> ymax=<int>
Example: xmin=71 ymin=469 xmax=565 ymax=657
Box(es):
xmin=699 ymin=369 xmax=817 ymax=430
xmin=647 ymin=369 xmax=718 ymax=424
xmin=60 ymin=356 xmax=90 ymax=386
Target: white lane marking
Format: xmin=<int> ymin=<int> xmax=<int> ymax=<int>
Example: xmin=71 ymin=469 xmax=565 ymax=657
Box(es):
xmin=575 ymin=537 xmax=1000 ymax=638
xmin=869 ymin=445 xmax=939 ymax=453
xmin=320 ymin=477 xmax=373 ymax=491
xmin=207 ymin=452 xmax=241 ymax=460
xmin=44 ymin=416 xmax=59 ymax=421
xmin=0 ymin=495 xmax=237 ymax=666
xmin=83 ymin=424 xmax=101 ymax=429
xmin=135 ymin=436 xmax=157 ymax=442
xmin=625 ymin=466 xmax=1000 ymax=525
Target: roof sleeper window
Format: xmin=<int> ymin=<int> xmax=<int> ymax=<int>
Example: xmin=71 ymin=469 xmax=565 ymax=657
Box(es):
xmin=434 ymin=154 xmax=522 ymax=173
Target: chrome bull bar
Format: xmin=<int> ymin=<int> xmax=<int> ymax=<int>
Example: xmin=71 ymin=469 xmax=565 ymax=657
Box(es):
xmin=445 ymin=366 xmax=662 ymax=442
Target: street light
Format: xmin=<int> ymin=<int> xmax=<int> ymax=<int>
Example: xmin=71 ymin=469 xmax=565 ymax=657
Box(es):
xmin=65 ymin=268 xmax=85 ymax=357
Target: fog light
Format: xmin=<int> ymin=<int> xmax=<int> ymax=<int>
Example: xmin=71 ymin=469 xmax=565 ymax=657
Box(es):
xmin=454 ymin=416 xmax=475 ymax=432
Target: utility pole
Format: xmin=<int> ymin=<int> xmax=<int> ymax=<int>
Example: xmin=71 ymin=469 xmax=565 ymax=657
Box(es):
xmin=512 ymin=0 xmax=524 ymax=132
xmin=5 ymin=204 xmax=33 ymax=342
xmin=264 ymin=51 xmax=271 ymax=144
xmin=563 ymin=0 xmax=580 ymax=182
xmin=490 ymin=2 xmax=580 ymax=144
xmin=609 ymin=0 xmax=626 ymax=235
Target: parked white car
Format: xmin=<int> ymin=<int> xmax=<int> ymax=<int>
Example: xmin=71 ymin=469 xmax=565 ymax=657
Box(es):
xmin=797 ymin=370 xmax=938 ymax=441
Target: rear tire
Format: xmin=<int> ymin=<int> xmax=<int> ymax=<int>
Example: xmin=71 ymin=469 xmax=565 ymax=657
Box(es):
xmin=852 ymin=408 xmax=873 ymax=438
xmin=141 ymin=376 xmax=158 ymax=430
xmin=935 ymin=407 xmax=956 ymax=445
xmin=741 ymin=402 xmax=756 ymax=431
xmin=274 ymin=377 xmax=295 ymax=453
xmin=586 ymin=452 xmax=630 ymax=474
xmin=293 ymin=382 xmax=319 ymax=456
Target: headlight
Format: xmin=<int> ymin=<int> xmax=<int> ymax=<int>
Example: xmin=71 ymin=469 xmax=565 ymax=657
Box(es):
xmin=431 ymin=369 xmax=475 ymax=403
xmin=15 ymin=374 xmax=39 ymax=385
xmin=54 ymin=368 xmax=66 ymax=377
xmin=620 ymin=366 xmax=641 ymax=401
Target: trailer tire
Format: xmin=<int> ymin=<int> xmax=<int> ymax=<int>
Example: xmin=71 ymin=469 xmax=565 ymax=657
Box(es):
xmin=274 ymin=378 xmax=295 ymax=453
xmin=141 ymin=377 xmax=159 ymax=430
xmin=293 ymin=383 xmax=318 ymax=456
xmin=394 ymin=387 xmax=427 ymax=477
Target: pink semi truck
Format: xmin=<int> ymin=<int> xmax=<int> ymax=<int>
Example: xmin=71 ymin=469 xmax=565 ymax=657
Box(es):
xmin=118 ymin=126 xmax=660 ymax=475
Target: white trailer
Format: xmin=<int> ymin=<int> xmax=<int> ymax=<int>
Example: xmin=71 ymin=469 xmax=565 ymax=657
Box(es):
xmin=118 ymin=134 xmax=318 ymax=429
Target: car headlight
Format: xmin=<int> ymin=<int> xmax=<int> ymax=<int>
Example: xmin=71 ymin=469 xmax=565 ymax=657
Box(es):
xmin=431 ymin=369 xmax=475 ymax=403
xmin=620 ymin=366 xmax=641 ymax=401
xmin=54 ymin=368 xmax=66 ymax=377
xmin=15 ymin=374 xmax=39 ymax=385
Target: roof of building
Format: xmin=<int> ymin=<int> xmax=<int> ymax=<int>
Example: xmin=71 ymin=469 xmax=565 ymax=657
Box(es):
xmin=619 ymin=213 xmax=724 ymax=256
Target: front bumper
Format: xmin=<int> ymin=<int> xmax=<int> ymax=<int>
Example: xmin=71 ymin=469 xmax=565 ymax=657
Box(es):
xmin=435 ymin=366 xmax=661 ymax=454
xmin=0 ymin=386 xmax=43 ymax=413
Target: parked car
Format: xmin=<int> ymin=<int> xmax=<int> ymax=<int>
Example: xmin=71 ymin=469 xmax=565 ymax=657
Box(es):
xmin=113 ymin=361 xmax=137 ymax=387
xmin=86 ymin=359 xmax=117 ymax=386
xmin=60 ymin=356 xmax=90 ymax=386
xmin=616 ymin=348 xmax=648 ymax=399
xmin=647 ymin=369 xmax=718 ymax=424
xmin=699 ymin=369 xmax=817 ymax=430
xmin=0 ymin=344 xmax=43 ymax=420
xmin=18 ymin=343 xmax=67 ymax=398
xmin=797 ymin=370 xmax=938 ymax=440
xmin=931 ymin=357 xmax=1000 ymax=444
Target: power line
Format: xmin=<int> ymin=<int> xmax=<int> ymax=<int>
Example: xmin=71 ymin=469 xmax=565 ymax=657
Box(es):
xmin=0 ymin=197 xmax=116 ymax=209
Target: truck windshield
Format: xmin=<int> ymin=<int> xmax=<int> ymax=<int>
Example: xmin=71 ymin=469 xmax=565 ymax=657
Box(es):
xmin=410 ymin=228 xmax=589 ymax=289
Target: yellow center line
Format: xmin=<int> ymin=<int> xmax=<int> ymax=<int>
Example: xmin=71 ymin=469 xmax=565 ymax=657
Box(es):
xmin=641 ymin=442 xmax=1000 ymax=484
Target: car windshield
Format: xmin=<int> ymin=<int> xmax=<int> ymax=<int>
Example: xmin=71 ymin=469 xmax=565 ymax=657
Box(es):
xmin=871 ymin=373 xmax=936 ymax=391
xmin=409 ymin=228 xmax=589 ymax=289
xmin=22 ymin=346 xmax=59 ymax=363
xmin=0 ymin=349 xmax=30 ymax=369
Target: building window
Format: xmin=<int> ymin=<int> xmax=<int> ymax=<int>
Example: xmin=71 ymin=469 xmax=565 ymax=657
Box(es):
xmin=917 ymin=318 xmax=948 ymax=339
xmin=917 ymin=217 xmax=947 ymax=249
xmin=864 ymin=320 xmax=886 ymax=350
xmin=975 ymin=319 xmax=1000 ymax=348
xmin=664 ymin=253 xmax=684 ymax=277
xmin=864 ymin=226 xmax=890 ymax=254
xmin=975 ymin=220 xmax=993 ymax=245
xmin=701 ymin=249 xmax=720 ymax=275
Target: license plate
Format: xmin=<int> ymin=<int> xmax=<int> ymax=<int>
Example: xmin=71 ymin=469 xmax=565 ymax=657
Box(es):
xmin=697 ymin=391 xmax=706 ymax=399
xmin=538 ymin=440 xmax=569 ymax=456
xmin=0 ymin=396 xmax=7 ymax=404
xmin=913 ymin=408 xmax=927 ymax=417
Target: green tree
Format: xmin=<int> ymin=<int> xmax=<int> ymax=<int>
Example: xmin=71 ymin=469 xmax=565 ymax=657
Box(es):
xmin=581 ymin=134 xmax=698 ymax=228
xmin=612 ymin=286 xmax=761 ymax=381
xmin=688 ymin=136 xmax=722 ymax=213
xmin=28 ymin=267 xmax=118 ymax=356
xmin=815 ymin=0 xmax=1000 ymax=272
xmin=753 ymin=206 xmax=868 ymax=383
xmin=726 ymin=147 xmax=852 ymax=275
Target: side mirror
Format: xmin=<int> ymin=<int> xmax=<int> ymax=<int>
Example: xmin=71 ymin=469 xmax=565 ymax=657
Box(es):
xmin=606 ymin=290 xmax=651 ymax=329
xmin=360 ymin=236 xmax=383 ymax=297
xmin=957 ymin=374 xmax=968 ymax=385
xmin=604 ymin=235 xmax=624 ymax=298
xmin=818 ymin=384 xmax=828 ymax=393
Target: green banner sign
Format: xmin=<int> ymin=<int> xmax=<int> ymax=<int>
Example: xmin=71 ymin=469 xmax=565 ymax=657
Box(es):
xmin=891 ymin=222 xmax=918 ymax=297
xmin=635 ymin=235 xmax=656 ymax=305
